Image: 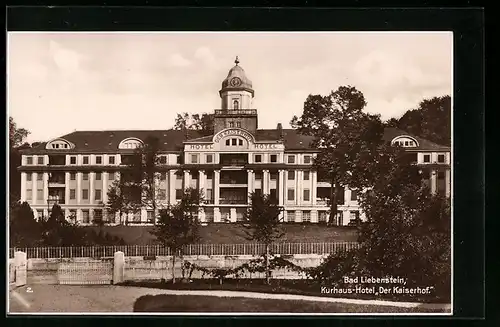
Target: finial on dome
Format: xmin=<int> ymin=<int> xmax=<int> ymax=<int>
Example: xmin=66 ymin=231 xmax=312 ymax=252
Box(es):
xmin=235 ymin=56 xmax=239 ymax=65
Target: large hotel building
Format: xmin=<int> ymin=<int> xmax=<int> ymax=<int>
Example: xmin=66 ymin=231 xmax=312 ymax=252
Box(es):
xmin=18 ymin=58 xmax=451 ymax=225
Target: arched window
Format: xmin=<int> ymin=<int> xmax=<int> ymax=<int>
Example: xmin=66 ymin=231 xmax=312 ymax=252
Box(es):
xmin=233 ymin=100 xmax=239 ymax=110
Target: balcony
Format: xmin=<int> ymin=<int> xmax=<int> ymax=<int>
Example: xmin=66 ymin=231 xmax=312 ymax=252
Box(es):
xmin=219 ymin=199 xmax=248 ymax=205
xmin=220 ymin=154 xmax=248 ymax=167
xmin=214 ymin=109 xmax=257 ymax=116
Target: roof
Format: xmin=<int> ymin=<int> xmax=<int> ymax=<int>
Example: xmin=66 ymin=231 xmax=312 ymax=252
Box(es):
xmin=20 ymin=127 xmax=449 ymax=154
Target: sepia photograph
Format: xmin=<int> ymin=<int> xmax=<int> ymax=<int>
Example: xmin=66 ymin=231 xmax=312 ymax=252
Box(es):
xmin=7 ymin=31 xmax=452 ymax=315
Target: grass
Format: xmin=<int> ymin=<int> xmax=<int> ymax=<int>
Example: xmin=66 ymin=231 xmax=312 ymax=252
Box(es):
xmin=85 ymin=223 xmax=359 ymax=245
xmin=133 ymin=294 xmax=447 ymax=313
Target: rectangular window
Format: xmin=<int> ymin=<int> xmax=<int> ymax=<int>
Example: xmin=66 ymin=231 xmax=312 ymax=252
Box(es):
xmin=70 ymin=189 xmax=76 ymax=200
xmin=70 ymin=173 xmax=76 ymax=180
xmin=26 ymin=189 xmax=32 ymax=201
xmin=94 ymin=209 xmax=103 ymax=222
xmin=270 ymin=172 xmax=277 ymax=180
xmin=303 ymin=189 xmax=310 ymax=201
xmin=206 ymin=189 xmax=213 ymax=201
xmin=70 ymin=156 xmax=77 ymax=165
xmin=37 ymin=156 xmax=44 ymax=165
xmin=438 ymin=171 xmax=445 ymax=179
xmin=236 ymin=121 xmax=242 ymax=128
xmin=206 ymin=154 xmax=213 ymax=163
xmin=82 ymin=210 xmax=90 ymax=224
xmin=438 ymin=154 xmax=445 ymax=163
xmin=159 ymin=156 xmax=167 ymax=164
xmin=96 ymin=156 xmax=102 ymax=164
xmin=351 ymin=189 xmax=358 ymax=201
xmin=26 ymin=157 xmax=33 ymax=165
xmin=95 ymin=189 xmax=102 ymax=201
xmin=423 ymin=154 xmax=431 ymax=163
xmin=27 ymin=174 xmax=32 ymax=182
xmin=231 ymin=138 xmax=237 ymax=146
xmin=83 ymin=156 xmax=89 ymax=165
xmin=288 ymin=155 xmax=295 ymax=164
xmin=37 ymin=189 xmax=43 ymax=200
xmin=254 ymin=154 xmax=262 ymax=163
xmin=287 ymin=211 xmax=296 ymax=222
xmin=288 ymin=171 xmax=295 ymax=180
xmin=95 ymin=173 xmax=101 ymax=181
xmin=318 ymin=211 xmax=328 ymax=223
xmin=83 ymin=173 xmax=89 ymax=181
xmin=147 ymin=210 xmax=155 ymax=222
xmin=158 ymin=189 xmax=166 ymax=200
xmin=404 ymin=141 xmax=409 ymax=146
xmin=108 ymin=172 xmax=115 ymax=180
xmin=191 ymin=154 xmax=199 ymax=164
xmin=82 ymin=189 xmax=89 ymax=200
xmin=37 ymin=174 xmax=43 ymax=181
xmin=226 ymin=139 xmax=230 ymax=146
xmin=303 ymin=171 xmax=310 ymax=180
xmin=304 ymin=156 xmax=312 ymax=164
xmin=303 ymin=211 xmax=311 ymax=222
xmin=287 ymin=188 xmax=295 ymax=201
xmin=176 ymin=155 xmax=182 ymax=164
xmin=175 ymin=189 xmax=183 ymax=200
xmin=108 ymin=156 xmax=115 ymax=164
xmin=270 ymin=154 xmax=277 ymax=163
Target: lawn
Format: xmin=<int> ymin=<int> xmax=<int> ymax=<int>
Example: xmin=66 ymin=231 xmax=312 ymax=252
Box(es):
xmin=133 ymin=294 xmax=447 ymax=313
xmin=85 ymin=223 xmax=359 ymax=245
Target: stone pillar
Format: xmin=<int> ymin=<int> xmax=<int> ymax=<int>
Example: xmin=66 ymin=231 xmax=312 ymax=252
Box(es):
xmin=113 ymin=251 xmax=125 ymax=284
xmin=199 ymin=170 xmax=206 ymax=200
xmin=263 ymin=170 xmax=270 ymax=195
xmin=77 ymin=172 xmax=82 ymax=204
xmin=169 ymin=170 xmax=176 ymax=204
xmin=445 ymin=169 xmax=451 ymax=198
xmin=89 ymin=172 xmax=95 ymax=204
xmin=65 ymin=172 xmax=70 ymax=205
xmin=214 ymin=170 xmax=220 ymax=205
xmin=296 ymin=170 xmax=302 ymax=205
xmin=295 ymin=170 xmax=299 ymax=205
xmin=311 ymin=210 xmax=318 ymax=223
xmin=247 ymin=169 xmax=254 ymax=203
xmin=20 ymin=172 xmax=27 ymax=202
xmin=33 ymin=172 xmax=38 ymax=204
xmin=278 ymin=170 xmax=285 ymax=206
xmin=430 ymin=169 xmax=437 ymax=195
xmin=184 ymin=170 xmax=190 ymax=190
xmin=43 ymin=172 xmax=49 ymax=204
xmin=103 ymin=171 xmax=108 ymax=204
xmin=199 ymin=207 xmax=206 ymax=223
xmin=14 ymin=251 xmax=27 ymax=287
xmin=230 ymin=207 xmax=237 ymax=223
xmin=311 ymin=171 xmax=317 ymax=206
xmin=214 ymin=207 xmax=221 ymax=223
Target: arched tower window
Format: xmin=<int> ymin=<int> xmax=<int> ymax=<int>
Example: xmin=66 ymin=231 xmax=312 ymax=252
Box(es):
xmin=233 ymin=100 xmax=239 ymax=110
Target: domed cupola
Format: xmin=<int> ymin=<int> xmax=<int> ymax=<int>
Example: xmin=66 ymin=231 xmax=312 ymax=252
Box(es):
xmin=219 ymin=56 xmax=254 ymax=97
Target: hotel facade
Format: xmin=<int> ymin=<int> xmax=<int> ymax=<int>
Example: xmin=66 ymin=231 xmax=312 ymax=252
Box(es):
xmin=18 ymin=59 xmax=451 ymax=226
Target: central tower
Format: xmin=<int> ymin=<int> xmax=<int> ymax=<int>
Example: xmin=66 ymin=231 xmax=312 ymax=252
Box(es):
xmin=214 ymin=57 xmax=258 ymax=134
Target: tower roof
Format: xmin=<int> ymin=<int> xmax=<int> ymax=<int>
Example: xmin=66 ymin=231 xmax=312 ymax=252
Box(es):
xmin=220 ymin=56 xmax=254 ymax=95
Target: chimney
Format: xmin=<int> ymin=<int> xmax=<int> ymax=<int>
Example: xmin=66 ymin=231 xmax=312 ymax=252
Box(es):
xmin=277 ymin=123 xmax=284 ymax=140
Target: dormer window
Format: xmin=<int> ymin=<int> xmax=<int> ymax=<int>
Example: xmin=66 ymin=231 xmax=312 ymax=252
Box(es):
xmin=46 ymin=138 xmax=74 ymax=150
xmin=233 ymin=100 xmax=239 ymax=110
xmin=392 ymin=136 xmax=419 ymax=148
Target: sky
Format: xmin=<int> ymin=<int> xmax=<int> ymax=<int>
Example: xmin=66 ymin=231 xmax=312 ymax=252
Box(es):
xmin=8 ymin=32 xmax=452 ymax=144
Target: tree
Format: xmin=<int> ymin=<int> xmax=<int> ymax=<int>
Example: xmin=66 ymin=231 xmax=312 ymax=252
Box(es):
xmin=9 ymin=117 xmax=30 ymax=148
xmin=10 ymin=201 xmax=41 ymax=247
xmin=291 ymin=86 xmax=386 ymax=224
xmin=40 ymin=204 xmax=87 ymax=246
xmin=390 ymin=95 xmax=451 ymax=146
xmin=151 ymin=187 xmax=202 ymax=284
xmin=9 ymin=117 xmax=30 ymax=207
xmin=174 ymin=112 xmax=214 ymax=136
xmin=242 ymin=192 xmax=284 ymax=284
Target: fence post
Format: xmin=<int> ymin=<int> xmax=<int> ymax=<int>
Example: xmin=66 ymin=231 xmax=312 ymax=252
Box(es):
xmin=113 ymin=251 xmax=125 ymax=284
xmin=14 ymin=251 xmax=27 ymax=287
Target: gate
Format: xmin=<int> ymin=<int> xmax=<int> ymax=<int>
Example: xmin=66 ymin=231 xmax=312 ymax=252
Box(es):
xmin=57 ymin=259 xmax=113 ymax=285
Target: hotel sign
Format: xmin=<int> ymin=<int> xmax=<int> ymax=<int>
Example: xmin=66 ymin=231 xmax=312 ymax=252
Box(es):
xmin=213 ymin=129 xmax=254 ymax=143
xmin=189 ymin=144 xmax=213 ymax=150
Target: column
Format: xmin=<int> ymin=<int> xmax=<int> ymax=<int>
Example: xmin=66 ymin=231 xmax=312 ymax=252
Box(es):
xmin=43 ymin=172 xmax=49 ymax=205
xmin=184 ymin=170 xmax=190 ymax=190
xmin=345 ymin=188 xmax=351 ymax=203
xmin=247 ymin=169 xmax=254 ymax=203
xmin=64 ymin=172 xmax=70 ymax=205
xmin=214 ymin=207 xmax=221 ymax=223
xmin=77 ymin=172 xmax=82 ymax=204
xmin=199 ymin=170 xmax=206 ymax=194
xmin=169 ymin=170 xmax=176 ymax=204
xmin=214 ymin=170 xmax=220 ymax=205
xmin=295 ymin=170 xmax=299 ymax=205
xmin=33 ymin=173 xmax=38 ymax=204
xmin=311 ymin=171 xmax=317 ymax=206
xmin=278 ymin=170 xmax=284 ymax=206
xmin=20 ymin=172 xmax=27 ymax=202
xmin=199 ymin=207 xmax=206 ymax=223
xmin=445 ymin=168 xmax=451 ymax=198
xmin=311 ymin=210 xmax=318 ymax=223
xmin=430 ymin=169 xmax=437 ymax=195
xmin=89 ymin=172 xmax=95 ymax=204
xmin=230 ymin=208 xmax=237 ymax=223
xmin=263 ymin=170 xmax=270 ymax=195
xmin=103 ymin=171 xmax=108 ymax=204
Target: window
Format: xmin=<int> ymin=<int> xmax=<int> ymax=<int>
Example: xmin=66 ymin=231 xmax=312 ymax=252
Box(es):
xmin=206 ymin=189 xmax=213 ymax=201
xmin=287 ymin=188 xmax=295 ymax=201
xmin=160 ymin=172 xmax=167 ymax=181
xmin=83 ymin=173 xmax=89 ymax=181
xmin=238 ymin=139 xmax=243 ymax=146
xmin=70 ymin=173 xmax=76 ymax=181
xmin=158 ymin=189 xmax=166 ymax=200
xmin=38 ymin=156 xmax=44 ymax=165
xmin=81 ymin=210 xmax=89 ymax=223
xmin=351 ymin=189 xmax=358 ymax=201
xmin=95 ymin=173 xmax=101 ymax=181
xmin=304 ymin=156 xmax=312 ymax=164
xmin=206 ymin=154 xmax=213 ymax=163
xmin=93 ymin=209 xmax=103 ymax=223
xmin=410 ymin=141 xmax=414 ymax=146
xmin=233 ymin=100 xmax=239 ymax=110
xmin=270 ymin=172 xmax=277 ymax=180
xmin=95 ymin=189 xmax=102 ymax=201
xmin=108 ymin=156 xmax=115 ymax=164
xmin=26 ymin=157 xmax=33 ymax=165
xmin=303 ymin=211 xmax=311 ymax=222
xmin=303 ymin=189 xmax=310 ymax=201
xmin=70 ymin=189 xmax=76 ymax=200
xmin=236 ymin=122 xmax=242 ymax=128
xmin=70 ymin=156 xmax=77 ymax=165
xmin=147 ymin=210 xmax=155 ymax=222
xmin=287 ymin=211 xmax=296 ymax=222
xmin=319 ymin=211 xmax=328 ymax=223
xmin=82 ymin=189 xmax=89 ymax=200
xmin=37 ymin=189 xmax=43 ymax=200
xmin=108 ymin=172 xmax=115 ymax=180
xmin=27 ymin=174 xmax=32 ymax=182
xmin=37 ymin=174 xmax=43 ymax=181
xmin=96 ymin=156 xmax=102 ymax=164
xmin=303 ymin=171 xmax=310 ymax=180
xmin=133 ymin=211 xmax=141 ymax=222
xmin=231 ymin=138 xmax=237 ymax=146
xmin=350 ymin=211 xmax=360 ymax=222
xmin=254 ymin=154 xmax=262 ymax=163
xmin=229 ymin=122 xmax=235 ymax=128
xmin=288 ymin=171 xmax=295 ymax=180
xmin=176 ymin=172 xmax=183 ymax=180
xmin=83 ymin=156 xmax=89 ymax=165
xmin=175 ymin=189 xmax=183 ymax=200
xmin=404 ymin=141 xmax=409 ymax=146
xmin=288 ymin=155 xmax=295 ymax=164
xmin=226 ymin=139 xmax=230 ymax=146
xmin=176 ymin=155 xmax=182 ymax=164
xmin=423 ymin=154 xmax=431 ymax=163
xmin=159 ymin=156 xmax=167 ymax=164
xmin=270 ymin=154 xmax=277 ymax=163
xmin=438 ymin=154 xmax=445 ymax=163
xmin=191 ymin=154 xmax=199 ymax=164
xmin=438 ymin=171 xmax=445 ymax=179
xmin=26 ymin=190 xmax=32 ymax=201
